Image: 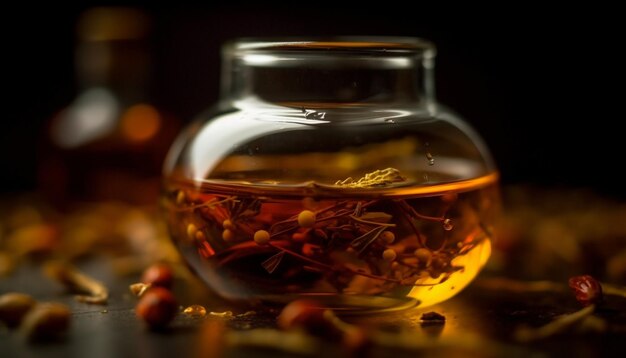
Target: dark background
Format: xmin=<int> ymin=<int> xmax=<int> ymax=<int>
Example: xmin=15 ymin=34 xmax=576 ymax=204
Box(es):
xmin=3 ymin=3 xmax=623 ymax=197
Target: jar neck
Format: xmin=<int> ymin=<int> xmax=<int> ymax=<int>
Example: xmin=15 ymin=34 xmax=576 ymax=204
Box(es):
xmin=220 ymin=39 xmax=436 ymax=107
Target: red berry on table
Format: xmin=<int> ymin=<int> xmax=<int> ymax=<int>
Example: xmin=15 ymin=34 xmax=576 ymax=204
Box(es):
xmin=568 ymin=275 xmax=603 ymax=307
xmin=141 ymin=263 xmax=174 ymax=289
xmin=135 ymin=287 xmax=178 ymax=329
xmin=277 ymin=299 xmax=328 ymax=332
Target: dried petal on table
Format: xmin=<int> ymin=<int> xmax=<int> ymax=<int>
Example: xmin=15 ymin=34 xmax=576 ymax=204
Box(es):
xmin=19 ymin=302 xmax=70 ymax=341
xmin=43 ymin=261 xmax=109 ymax=304
xmin=129 ymin=283 xmax=152 ymax=298
xmin=0 ymin=292 xmax=37 ymax=327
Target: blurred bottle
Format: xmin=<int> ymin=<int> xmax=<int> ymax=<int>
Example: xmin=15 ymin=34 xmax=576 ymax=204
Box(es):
xmin=39 ymin=7 xmax=178 ymax=207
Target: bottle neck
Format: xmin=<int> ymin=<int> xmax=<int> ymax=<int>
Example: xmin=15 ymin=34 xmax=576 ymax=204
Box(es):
xmin=220 ymin=40 xmax=436 ymax=107
xmin=76 ymin=39 xmax=151 ymax=103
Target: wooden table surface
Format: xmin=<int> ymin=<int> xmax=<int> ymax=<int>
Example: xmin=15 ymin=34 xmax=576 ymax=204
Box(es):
xmin=2 ymin=257 xmax=625 ymax=358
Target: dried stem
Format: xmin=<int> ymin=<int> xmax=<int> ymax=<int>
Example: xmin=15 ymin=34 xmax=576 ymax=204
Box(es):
xmin=43 ymin=261 xmax=109 ymax=304
xmin=395 ymin=200 xmax=426 ymax=246
xmin=348 ymin=215 xmax=396 ymax=228
xmin=268 ymin=243 xmax=436 ymax=287
xmin=269 ymin=201 xmax=350 ymax=233
xmin=268 ymin=243 xmax=334 ymax=270
xmin=395 ymin=199 xmax=445 ymax=222
xmin=514 ymin=305 xmax=595 ymax=342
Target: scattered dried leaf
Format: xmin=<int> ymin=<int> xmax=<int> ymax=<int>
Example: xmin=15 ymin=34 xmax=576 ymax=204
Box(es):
xmin=129 ymin=283 xmax=152 ymax=298
xmin=19 ymin=302 xmax=70 ymax=341
xmin=0 ymin=292 xmax=36 ymax=327
xmin=44 ymin=261 xmax=109 ymax=304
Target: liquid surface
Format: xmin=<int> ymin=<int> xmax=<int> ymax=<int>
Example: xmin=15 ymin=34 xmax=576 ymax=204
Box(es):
xmin=164 ymin=172 xmax=498 ymax=311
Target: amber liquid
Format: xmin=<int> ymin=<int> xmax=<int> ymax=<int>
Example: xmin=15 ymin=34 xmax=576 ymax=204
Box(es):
xmin=165 ymin=172 xmax=498 ymax=312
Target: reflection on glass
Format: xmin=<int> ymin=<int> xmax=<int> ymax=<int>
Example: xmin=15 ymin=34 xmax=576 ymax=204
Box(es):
xmin=163 ymin=38 xmax=499 ymax=312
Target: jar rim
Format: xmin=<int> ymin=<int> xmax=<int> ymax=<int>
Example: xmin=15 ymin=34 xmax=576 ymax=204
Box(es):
xmin=226 ymin=36 xmax=436 ymax=56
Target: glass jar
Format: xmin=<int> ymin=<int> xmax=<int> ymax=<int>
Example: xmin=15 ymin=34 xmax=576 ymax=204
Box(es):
xmin=163 ymin=38 xmax=498 ymax=312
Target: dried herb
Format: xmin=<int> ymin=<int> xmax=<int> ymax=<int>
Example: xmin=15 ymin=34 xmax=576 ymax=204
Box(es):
xmin=229 ymin=198 xmax=262 ymax=220
xmin=167 ymin=167 xmax=496 ymax=297
xmin=129 ymin=283 xmax=152 ymax=297
xmin=357 ymin=211 xmax=393 ymax=223
xmin=335 ymin=168 xmax=406 ymax=188
xmin=262 ymin=251 xmax=286 ymax=274
xmin=0 ymin=292 xmax=36 ymax=327
xmin=44 ymin=261 xmax=109 ymax=304
xmin=350 ymin=226 xmax=387 ymax=254
xmin=19 ymin=302 xmax=71 ymax=341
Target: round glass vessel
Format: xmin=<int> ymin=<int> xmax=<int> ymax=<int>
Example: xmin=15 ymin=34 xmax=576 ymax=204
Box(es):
xmin=163 ymin=38 xmax=498 ymax=312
